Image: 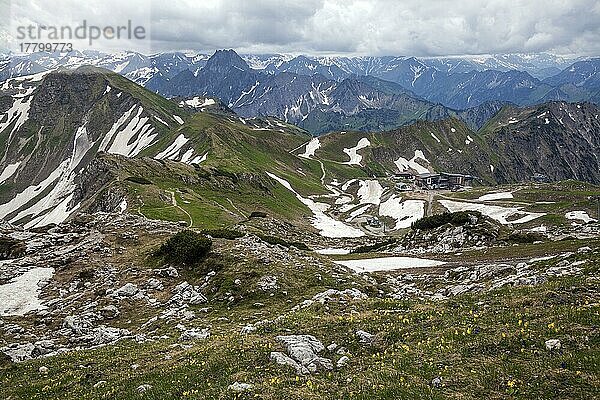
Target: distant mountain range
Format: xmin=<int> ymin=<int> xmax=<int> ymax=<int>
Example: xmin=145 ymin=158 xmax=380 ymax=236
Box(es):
xmin=1 ymin=50 xmax=599 ymax=135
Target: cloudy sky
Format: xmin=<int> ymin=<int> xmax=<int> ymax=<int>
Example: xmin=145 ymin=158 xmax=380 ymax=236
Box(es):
xmin=2 ymin=0 xmax=600 ymax=56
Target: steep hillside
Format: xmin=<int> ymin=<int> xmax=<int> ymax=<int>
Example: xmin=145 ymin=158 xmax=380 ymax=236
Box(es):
xmin=481 ymin=102 xmax=600 ymax=183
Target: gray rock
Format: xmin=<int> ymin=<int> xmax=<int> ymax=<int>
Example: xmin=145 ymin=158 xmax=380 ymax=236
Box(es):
xmin=545 ymin=339 xmax=561 ymax=351
xmin=113 ymin=283 xmax=139 ymax=298
xmin=99 ymin=305 xmax=119 ymax=319
xmin=356 ymin=330 xmax=374 ymax=344
xmin=275 ymin=335 xmax=332 ymax=373
xmin=228 ymin=382 xmax=253 ymax=392
xmin=270 ymin=351 xmax=309 ymax=375
xmin=179 ymin=328 xmax=210 ymax=341
xmin=336 ymin=355 xmax=349 ymax=368
xmin=431 ymin=376 xmax=442 ymax=388
xmin=1 ymin=342 xmax=35 ymax=362
xmin=39 ymin=366 xmax=48 ymax=375
xmin=137 ymin=384 xmax=152 ymax=393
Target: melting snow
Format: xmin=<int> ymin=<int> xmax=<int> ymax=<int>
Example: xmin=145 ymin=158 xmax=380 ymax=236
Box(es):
xmin=155 ymin=134 xmax=189 ymax=160
xmin=0 ymin=267 xmax=54 ymax=316
xmin=180 ymin=97 xmax=216 ymax=108
xmin=378 ymin=196 xmax=425 ymax=229
xmin=477 ymin=192 xmax=514 ymax=201
xmin=439 ymin=200 xmax=545 ymax=225
xmin=465 ymin=135 xmax=473 ymax=145
xmin=107 ymin=106 xmax=157 ymax=157
xmin=173 ymin=115 xmax=184 ymax=124
xmin=266 ymin=172 xmax=364 ymax=238
xmin=343 ymin=138 xmax=370 ymax=165
xmin=394 ymin=150 xmax=430 ymax=174
xmin=430 ymin=132 xmax=441 ymax=143
xmin=315 ymin=248 xmax=350 ymax=255
xmin=357 ymin=180 xmax=384 ymax=205
xmin=299 ymin=137 xmax=321 ymax=159
xmin=336 ymin=257 xmax=445 ymax=273
xmin=565 ymin=211 xmax=596 ymax=223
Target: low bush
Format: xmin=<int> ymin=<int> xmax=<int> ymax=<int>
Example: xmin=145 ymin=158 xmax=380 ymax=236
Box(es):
xmin=506 ymin=232 xmax=546 ymax=244
xmin=125 ymin=176 xmax=153 ymax=185
xmin=411 ymin=211 xmax=480 ymax=231
xmin=156 ymin=230 xmax=212 ymax=265
xmin=351 ymin=239 xmax=396 ymax=254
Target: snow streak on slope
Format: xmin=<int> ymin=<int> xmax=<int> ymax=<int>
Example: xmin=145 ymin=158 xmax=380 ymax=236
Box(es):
xmin=394 ymin=150 xmax=431 ymax=174
xmin=154 ymin=134 xmax=207 ymax=165
xmin=0 ymin=122 xmax=100 ymax=228
xmin=0 ymin=162 xmax=21 ymax=184
xmin=379 ymin=196 xmax=425 ymax=229
xmin=343 ymin=138 xmax=370 ymax=165
xmin=439 ymin=199 xmax=545 ymax=224
xmin=107 ymin=106 xmax=158 ymax=157
xmin=477 ymin=192 xmax=514 ymax=201
xmin=266 ymin=172 xmax=364 ymax=238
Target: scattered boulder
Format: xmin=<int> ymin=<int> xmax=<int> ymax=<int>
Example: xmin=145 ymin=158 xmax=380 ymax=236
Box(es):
xmin=356 ymin=330 xmax=374 ymax=344
xmin=99 ymin=305 xmax=120 ymax=319
xmin=270 ymin=351 xmax=308 ymax=375
xmin=228 ymin=382 xmax=253 ymax=392
xmin=39 ymin=366 xmax=49 ymax=375
xmin=137 ymin=384 xmax=153 ymax=393
xmin=179 ymin=328 xmax=210 ymax=341
xmin=112 ymin=283 xmax=139 ymax=298
xmin=545 ymin=339 xmax=561 ymax=351
xmin=273 ymin=335 xmax=333 ymax=374
xmin=336 ymin=355 xmax=349 ymax=368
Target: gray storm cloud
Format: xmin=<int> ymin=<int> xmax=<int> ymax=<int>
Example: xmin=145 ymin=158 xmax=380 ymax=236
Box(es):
xmin=3 ymin=0 xmax=599 ymax=55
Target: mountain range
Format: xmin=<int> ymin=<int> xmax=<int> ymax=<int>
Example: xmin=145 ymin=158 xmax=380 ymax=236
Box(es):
xmin=2 ymin=50 xmax=599 ymax=135
xmin=0 ymin=66 xmax=598 ymax=231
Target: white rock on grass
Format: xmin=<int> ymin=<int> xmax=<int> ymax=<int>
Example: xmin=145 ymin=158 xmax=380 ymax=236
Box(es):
xmin=137 ymin=384 xmax=152 ymax=393
xmin=356 ymin=330 xmax=374 ymax=344
xmin=270 ymin=351 xmax=309 ymax=375
xmin=274 ymin=335 xmax=333 ymax=373
xmin=179 ymin=328 xmax=210 ymax=341
xmin=228 ymin=382 xmax=254 ymax=392
xmin=336 ymin=356 xmax=349 ymax=368
xmin=545 ymin=339 xmax=561 ymax=351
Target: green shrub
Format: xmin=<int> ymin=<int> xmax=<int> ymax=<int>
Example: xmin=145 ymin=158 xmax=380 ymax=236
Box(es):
xmin=125 ymin=176 xmax=153 ymax=185
xmin=411 ymin=211 xmax=481 ymax=231
xmin=249 ymin=211 xmax=267 ymax=218
xmin=201 ymin=228 xmax=244 ymax=240
xmin=156 ymin=230 xmax=212 ymax=265
xmin=506 ymin=232 xmax=546 ymax=244
xmin=351 ymin=239 xmax=396 ymax=254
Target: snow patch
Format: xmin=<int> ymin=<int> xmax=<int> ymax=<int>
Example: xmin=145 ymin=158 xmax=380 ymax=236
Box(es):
xmin=476 ymin=192 xmax=514 ymax=201
xmin=565 ymin=211 xmax=596 ymax=223
xmin=299 ymin=137 xmax=320 ymax=159
xmin=266 ymin=172 xmax=364 ymax=238
xmin=336 ymin=257 xmax=445 ymax=273
xmin=357 ymin=180 xmax=384 ymax=205
xmin=394 ymin=150 xmax=430 ymax=174
xmin=0 ymin=162 xmax=21 ymax=184
xmin=343 ymin=138 xmax=370 ymax=165
xmin=378 ymin=196 xmax=425 ymax=229
xmin=0 ymin=267 xmax=54 ymax=316
xmin=439 ymin=200 xmax=545 ymax=225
